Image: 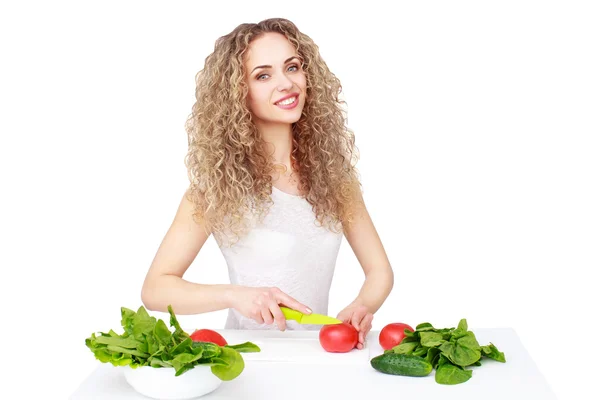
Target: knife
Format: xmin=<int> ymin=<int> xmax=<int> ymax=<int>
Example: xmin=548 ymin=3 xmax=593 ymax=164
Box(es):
xmin=280 ymin=307 xmax=342 ymax=325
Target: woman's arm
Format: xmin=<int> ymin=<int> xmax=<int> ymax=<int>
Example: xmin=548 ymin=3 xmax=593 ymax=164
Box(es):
xmin=141 ymin=188 xmax=311 ymax=330
xmin=141 ymin=188 xmax=234 ymax=314
xmin=343 ymin=190 xmax=394 ymax=311
xmin=337 ymin=189 xmax=394 ymax=347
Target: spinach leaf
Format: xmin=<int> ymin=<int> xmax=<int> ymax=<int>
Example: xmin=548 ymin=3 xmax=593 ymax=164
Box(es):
xmin=425 ymin=347 xmax=441 ymax=367
xmin=225 ymin=342 xmax=261 ymax=353
xmin=210 ymin=346 xmax=245 ymax=381
xmin=439 ymin=331 xmax=481 ymax=367
xmin=415 ymin=322 xmax=435 ymax=331
xmin=481 ymin=342 xmax=506 ymax=362
xmin=420 ymin=331 xmax=445 ymax=347
xmin=171 ymin=337 xmax=194 ymax=357
xmin=94 ymin=335 xmax=140 ymax=349
xmin=167 ymin=305 xmax=190 ymax=343
xmin=435 ymin=362 xmax=473 ymax=385
xmin=389 ymin=340 xmax=419 ymax=355
xmin=120 ymin=308 xmax=136 ymax=335
xmin=131 ymin=307 xmax=156 ymax=341
xmin=456 ymin=318 xmax=468 ymax=333
xmin=153 ymin=319 xmax=173 ymax=346
xmin=413 ymin=345 xmax=428 ymax=357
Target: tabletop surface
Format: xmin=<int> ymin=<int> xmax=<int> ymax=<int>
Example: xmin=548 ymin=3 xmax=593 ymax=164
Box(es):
xmin=71 ymin=327 xmax=558 ymax=400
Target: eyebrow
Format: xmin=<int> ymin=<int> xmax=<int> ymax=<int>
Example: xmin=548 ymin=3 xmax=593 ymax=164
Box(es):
xmin=251 ymin=56 xmax=301 ymax=74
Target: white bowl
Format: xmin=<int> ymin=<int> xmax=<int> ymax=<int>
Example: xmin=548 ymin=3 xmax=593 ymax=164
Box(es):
xmin=123 ymin=364 xmax=222 ymax=400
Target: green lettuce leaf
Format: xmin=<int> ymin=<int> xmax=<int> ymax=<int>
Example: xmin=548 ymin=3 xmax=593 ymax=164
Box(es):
xmin=85 ymin=305 xmax=261 ymax=381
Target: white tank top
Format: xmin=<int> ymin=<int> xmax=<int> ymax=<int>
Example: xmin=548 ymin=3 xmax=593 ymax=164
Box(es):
xmin=219 ymin=186 xmax=343 ymax=331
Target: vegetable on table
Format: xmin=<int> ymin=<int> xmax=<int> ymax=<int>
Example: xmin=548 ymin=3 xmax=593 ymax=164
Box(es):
xmin=372 ymin=318 xmax=506 ymax=385
xmin=85 ymin=305 xmax=260 ymax=381
xmin=190 ymin=329 xmax=228 ymax=346
xmin=379 ymin=322 xmax=414 ymax=350
xmin=371 ymin=353 xmax=432 ymax=377
xmin=319 ymin=322 xmax=359 ymax=353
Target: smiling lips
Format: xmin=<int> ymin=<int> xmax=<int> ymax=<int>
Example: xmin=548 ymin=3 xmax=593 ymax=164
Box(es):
xmin=275 ymin=93 xmax=300 ymax=110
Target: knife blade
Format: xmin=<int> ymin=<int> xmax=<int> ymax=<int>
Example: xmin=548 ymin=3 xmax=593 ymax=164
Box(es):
xmin=280 ymin=307 xmax=342 ymax=325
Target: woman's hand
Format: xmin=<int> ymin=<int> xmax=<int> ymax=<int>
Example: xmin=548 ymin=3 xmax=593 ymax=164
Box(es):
xmin=336 ymin=304 xmax=373 ymax=350
xmin=229 ymin=286 xmax=312 ymax=331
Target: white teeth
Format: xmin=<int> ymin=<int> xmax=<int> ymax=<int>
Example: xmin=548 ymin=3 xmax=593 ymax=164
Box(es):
xmin=276 ymin=96 xmax=296 ymax=106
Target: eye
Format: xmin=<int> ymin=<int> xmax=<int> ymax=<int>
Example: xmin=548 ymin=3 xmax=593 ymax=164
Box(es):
xmin=257 ymin=73 xmax=269 ymax=81
xmin=288 ymin=64 xmax=299 ymax=72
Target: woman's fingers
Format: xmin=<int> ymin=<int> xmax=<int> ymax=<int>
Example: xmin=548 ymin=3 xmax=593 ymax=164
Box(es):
xmin=357 ymin=314 xmax=373 ymax=348
xmin=251 ymin=308 xmax=265 ymax=324
xmin=360 ymin=313 xmax=373 ymax=335
xmin=260 ymin=307 xmax=274 ymax=325
xmin=276 ymin=290 xmax=312 ymax=314
xmin=348 ymin=308 xmax=373 ymax=348
xmin=351 ymin=309 xmax=363 ymax=332
xmin=246 ymin=287 xmax=313 ymax=329
xmin=269 ymin=302 xmax=287 ymax=331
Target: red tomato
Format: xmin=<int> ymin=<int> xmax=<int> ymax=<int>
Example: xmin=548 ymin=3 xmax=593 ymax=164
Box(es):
xmin=319 ymin=322 xmax=359 ymax=353
xmin=189 ymin=329 xmax=228 ymax=346
xmin=379 ymin=323 xmax=414 ymax=350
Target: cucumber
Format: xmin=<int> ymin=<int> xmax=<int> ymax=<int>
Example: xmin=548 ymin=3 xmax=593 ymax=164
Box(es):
xmin=370 ymin=353 xmax=433 ymax=377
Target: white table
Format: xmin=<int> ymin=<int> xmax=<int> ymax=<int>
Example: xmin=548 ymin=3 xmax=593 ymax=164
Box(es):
xmin=71 ymin=328 xmax=558 ymax=399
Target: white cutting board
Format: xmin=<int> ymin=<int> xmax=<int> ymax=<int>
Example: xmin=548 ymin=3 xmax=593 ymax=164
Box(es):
xmin=201 ymin=328 xmax=373 ymax=365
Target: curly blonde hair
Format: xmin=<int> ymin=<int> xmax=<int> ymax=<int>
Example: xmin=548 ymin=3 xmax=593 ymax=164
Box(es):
xmin=184 ymin=18 xmax=363 ymax=247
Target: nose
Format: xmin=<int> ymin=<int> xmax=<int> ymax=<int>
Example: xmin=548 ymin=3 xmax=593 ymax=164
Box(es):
xmin=276 ymin=73 xmax=294 ymax=92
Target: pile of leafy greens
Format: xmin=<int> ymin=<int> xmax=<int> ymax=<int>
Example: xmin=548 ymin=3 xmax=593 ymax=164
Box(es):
xmin=85 ymin=305 xmax=260 ymax=380
xmin=385 ymin=318 xmax=506 ymax=385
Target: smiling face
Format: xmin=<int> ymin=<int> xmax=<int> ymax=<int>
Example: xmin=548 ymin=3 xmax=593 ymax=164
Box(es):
xmin=244 ymin=32 xmax=307 ymax=130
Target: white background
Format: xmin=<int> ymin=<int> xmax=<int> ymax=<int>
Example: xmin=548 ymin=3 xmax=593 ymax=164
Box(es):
xmin=1 ymin=1 xmax=598 ymax=399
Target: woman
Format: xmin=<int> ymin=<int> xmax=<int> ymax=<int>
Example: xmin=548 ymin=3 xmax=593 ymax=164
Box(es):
xmin=141 ymin=18 xmax=393 ymax=350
